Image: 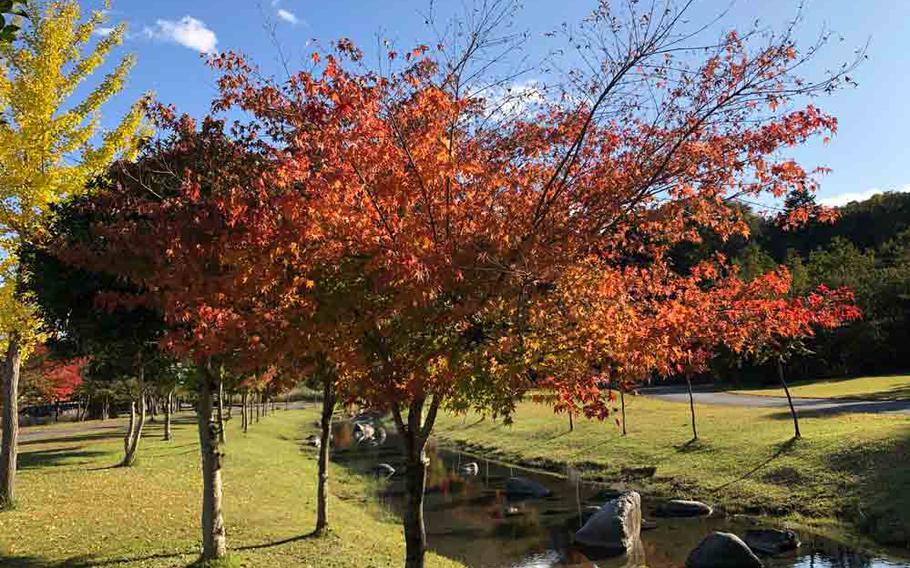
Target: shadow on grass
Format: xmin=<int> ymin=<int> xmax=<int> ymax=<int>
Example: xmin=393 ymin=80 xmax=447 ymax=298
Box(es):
xmin=674 ymin=438 xmax=710 ymax=452
xmin=20 ymin=429 xmax=125 ymax=447
xmin=236 ymin=529 xmax=321 ymax=551
xmin=765 ymin=398 xmax=910 ymax=419
xmin=825 ymin=425 xmax=910 ymax=546
xmin=710 ymin=437 xmax=798 ymax=493
xmin=18 ymin=447 xmax=109 ymax=470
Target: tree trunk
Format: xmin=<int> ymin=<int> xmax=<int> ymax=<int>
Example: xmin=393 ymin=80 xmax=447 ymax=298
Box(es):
xmin=402 ymin=431 xmax=429 ymax=568
xmin=568 ymin=411 xmax=574 ymax=432
xmin=216 ymin=374 xmax=226 ymax=445
xmin=123 ymin=400 xmax=136 ymax=459
xmin=122 ymin=394 xmax=146 ymax=467
xmin=164 ymin=389 xmax=173 ymax=441
xmin=240 ymin=390 xmax=248 ymax=434
xmin=778 ymin=359 xmax=801 ymax=439
xmin=620 ymin=389 xmax=627 ymax=436
xmin=392 ymin=397 xmax=440 ymax=568
xmin=1 ymin=337 xmax=22 ymax=509
xmin=315 ymin=376 xmax=335 ymax=535
xmin=226 ymin=391 xmax=233 ymax=420
xmin=197 ymin=363 xmax=227 ymax=561
xmin=685 ymin=376 xmax=698 ymax=441
xmin=255 ymin=393 xmax=260 ymax=423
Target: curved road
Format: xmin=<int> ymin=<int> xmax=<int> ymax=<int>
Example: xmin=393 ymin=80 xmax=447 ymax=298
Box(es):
xmin=642 ymin=386 xmax=910 ymax=416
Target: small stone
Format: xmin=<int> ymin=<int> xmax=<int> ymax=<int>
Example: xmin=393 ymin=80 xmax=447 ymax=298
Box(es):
xmin=656 ymin=499 xmax=713 ymax=518
xmin=369 ymin=463 xmax=395 ymax=479
xmin=686 ymin=532 xmax=763 ymax=568
xmin=743 ymin=528 xmax=800 ymax=555
xmin=505 ymin=476 xmax=551 ymax=499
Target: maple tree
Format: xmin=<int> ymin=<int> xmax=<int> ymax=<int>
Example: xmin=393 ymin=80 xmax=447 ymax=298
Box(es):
xmin=49 ymin=1 xmax=864 ymax=565
xmin=201 ymin=1 xmax=862 ymax=564
xmin=20 ymin=344 xmax=86 ymax=407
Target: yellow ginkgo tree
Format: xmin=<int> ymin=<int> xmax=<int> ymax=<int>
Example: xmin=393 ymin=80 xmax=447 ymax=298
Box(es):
xmin=0 ymin=0 xmax=146 ymax=508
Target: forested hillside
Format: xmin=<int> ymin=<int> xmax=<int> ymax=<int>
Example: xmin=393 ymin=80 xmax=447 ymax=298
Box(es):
xmin=715 ymin=191 xmax=910 ymax=383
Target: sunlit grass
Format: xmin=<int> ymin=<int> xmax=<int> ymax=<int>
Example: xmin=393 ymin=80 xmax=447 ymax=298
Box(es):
xmin=435 ymin=394 xmax=910 ymax=547
xmin=730 ymin=374 xmax=910 ymax=401
xmin=0 ymin=408 xmax=463 ymax=568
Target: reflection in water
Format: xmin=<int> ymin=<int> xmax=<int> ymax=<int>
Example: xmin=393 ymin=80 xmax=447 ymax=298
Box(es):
xmin=330 ymin=421 xmax=908 ymax=568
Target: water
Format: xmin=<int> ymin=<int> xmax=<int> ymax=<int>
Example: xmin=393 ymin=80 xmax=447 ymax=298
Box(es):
xmin=330 ymin=421 xmax=909 ymax=568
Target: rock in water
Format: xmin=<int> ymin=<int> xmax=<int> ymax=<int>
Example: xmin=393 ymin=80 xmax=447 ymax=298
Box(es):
xmin=353 ymin=422 xmax=376 ymax=443
xmin=656 ymin=499 xmax=713 ymax=517
xmin=686 ymin=532 xmax=764 ymax=568
xmin=575 ymin=491 xmax=642 ymax=555
xmin=505 ymin=476 xmax=551 ymax=498
xmin=743 ymin=528 xmax=800 ymax=555
xmin=369 ymin=463 xmax=395 ymax=479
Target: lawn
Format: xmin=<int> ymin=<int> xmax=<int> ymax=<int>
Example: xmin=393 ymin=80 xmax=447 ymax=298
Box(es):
xmin=730 ymin=375 xmax=910 ymax=400
xmin=0 ymin=407 xmax=463 ymax=568
xmin=434 ymin=394 xmax=910 ymax=549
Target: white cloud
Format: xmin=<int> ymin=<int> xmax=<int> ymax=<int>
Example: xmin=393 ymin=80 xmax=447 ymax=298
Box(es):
xmin=819 ymin=184 xmax=910 ymax=207
xmin=485 ymin=80 xmax=548 ymax=116
xmin=93 ymin=26 xmax=115 ymax=37
xmin=143 ymin=16 xmax=217 ymax=53
xmin=277 ymin=8 xmax=298 ymax=24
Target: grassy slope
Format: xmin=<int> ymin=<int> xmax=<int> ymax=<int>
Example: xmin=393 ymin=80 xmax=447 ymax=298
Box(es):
xmin=730 ymin=375 xmax=910 ymax=400
xmin=435 ymin=395 xmax=910 ymax=548
xmin=0 ymin=408 xmax=463 ymax=568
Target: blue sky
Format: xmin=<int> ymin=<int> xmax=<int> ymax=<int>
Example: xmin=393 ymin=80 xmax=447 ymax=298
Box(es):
xmin=85 ymin=0 xmax=909 ymax=207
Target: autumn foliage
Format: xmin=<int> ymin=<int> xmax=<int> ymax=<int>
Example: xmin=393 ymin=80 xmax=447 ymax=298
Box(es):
xmin=52 ymin=3 xmax=864 ymax=563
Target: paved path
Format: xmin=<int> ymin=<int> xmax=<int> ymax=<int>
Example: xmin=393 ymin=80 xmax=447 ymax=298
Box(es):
xmin=642 ymin=386 xmax=910 ymax=415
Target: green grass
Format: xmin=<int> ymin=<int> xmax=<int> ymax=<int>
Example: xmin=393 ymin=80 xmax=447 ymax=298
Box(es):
xmin=730 ymin=374 xmax=910 ymax=400
xmin=434 ymin=394 xmax=910 ymax=548
xmin=0 ymin=408 xmax=463 ymax=568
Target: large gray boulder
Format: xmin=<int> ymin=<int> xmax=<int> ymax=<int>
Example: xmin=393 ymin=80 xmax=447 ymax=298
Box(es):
xmin=743 ymin=528 xmax=800 ymax=555
xmin=505 ymin=476 xmax=551 ymax=498
xmin=656 ymin=499 xmax=713 ymax=517
xmin=575 ymin=491 xmax=642 ymax=555
xmin=686 ymin=532 xmax=763 ymax=568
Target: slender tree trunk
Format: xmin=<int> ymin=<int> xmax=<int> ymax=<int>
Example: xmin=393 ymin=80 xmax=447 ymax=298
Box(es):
xmin=402 ymin=432 xmax=429 ymax=568
xmin=54 ymin=400 xmax=60 ymax=423
xmin=568 ymin=411 xmax=574 ymax=432
xmin=226 ymin=391 xmax=233 ymax=420
xmin=197 ymin=363 xmax=227 ymax=561
xmin=164 ymin=389 xmax=173 ymax=441
xmin=216 ymin=375 xmax=226 ymax=444
xmin=315 ymin=376 xmax=335 ymax=535
xmin=240 ymin=390 xmax=248 ymax=433
xmin=778 ymin=359 xmax=801 ymax=439
xmin=122 ymin=394 xmax=146 ymax=467
xmin=620 ymin=389 xmax=627 ymax=436
xmin=122 ymin=400 xmax=136 ymax=460
xmin=685 ymin=376 xmax=698 ymax=441
xmin=393 ymin=397 xmax=441 ymax=568
xmin=1 ymin=337 xmax=22 ymax=509
xmin=255 ymin=393 xmax=260 ymax=423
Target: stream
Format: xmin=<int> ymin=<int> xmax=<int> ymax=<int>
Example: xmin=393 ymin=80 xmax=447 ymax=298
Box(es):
xmin=329 ymin=420 xmax=910 ymax=568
